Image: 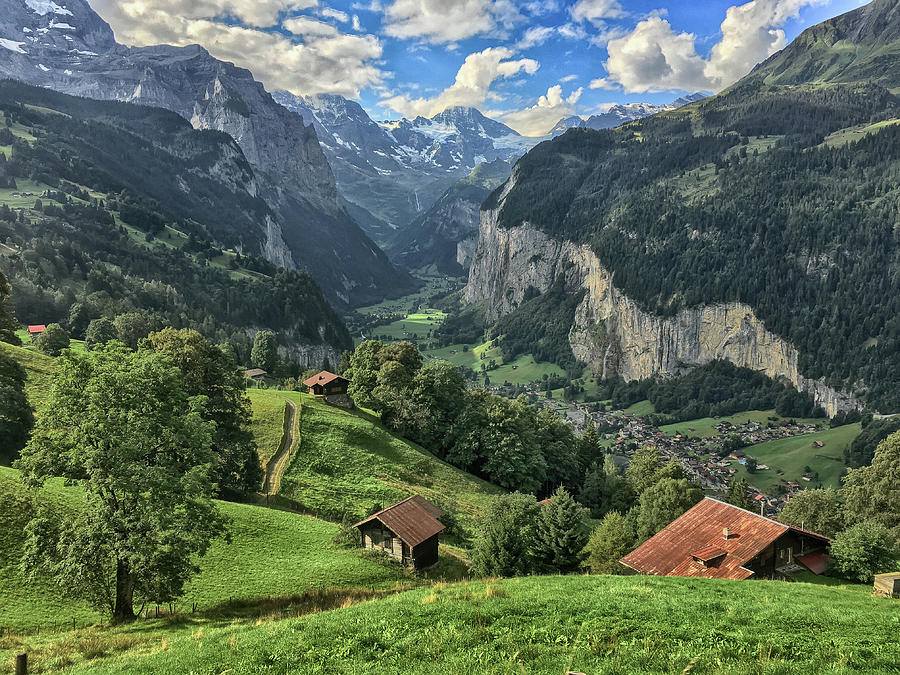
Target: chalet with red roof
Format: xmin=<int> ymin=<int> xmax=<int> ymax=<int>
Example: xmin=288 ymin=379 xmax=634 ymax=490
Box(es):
xmin=620 ymin=497 xmax=831 ymax=581
xmin=355 ymin=496 xmax=445 ymax=569
xmin=27 ymin=325 xmax=46 ymax=339
xmin=303 ymin=370 xmax=349 ymax=397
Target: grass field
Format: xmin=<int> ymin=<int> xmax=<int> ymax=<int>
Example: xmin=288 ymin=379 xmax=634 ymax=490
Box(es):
xmin=624 ymin=400 xmax=656 ymax=416
xmin=247 ymin=391 xmax=289 ymax=469
xmin=5 ymin=573 xmax=894 ymax=674
xmin=277 ymin=393 xmax=503 ymax=527
xmin=659 ymin=409 xmax=824 ymax=439
xmin=366 ymin=310 xmax=447 ymax=342
xmin=0 ymin=341 xmax=57 ymax=410
xmin=0 ymin=465 xmax=407 ymax=635
xmin=732 ymin=423 xmax=861 ymax=491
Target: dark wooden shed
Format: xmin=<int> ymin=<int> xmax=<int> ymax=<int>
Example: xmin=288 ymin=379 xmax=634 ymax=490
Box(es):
xmin=355 ymin=496 xmax=445 ymax=570
xmin=303 ymin=370 xmax=350 ymax=397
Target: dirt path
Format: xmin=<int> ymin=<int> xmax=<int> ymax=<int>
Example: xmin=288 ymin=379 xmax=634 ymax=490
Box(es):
xmin=262 ymin=397 xmax=299 ymax=497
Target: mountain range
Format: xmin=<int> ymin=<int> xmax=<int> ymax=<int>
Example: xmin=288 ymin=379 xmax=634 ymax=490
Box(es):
xmin=463 ymin=0 xmax=900 ymax=415
xmin=0 ymin=0 xmax=414 ymax=307
xmin=547 ymin=94 xmax=707 ymax=137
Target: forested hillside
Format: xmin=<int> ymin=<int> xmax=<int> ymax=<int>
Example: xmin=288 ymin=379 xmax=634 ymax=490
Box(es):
xmin=477 ymin=0 xmax=900 ymax=412
xmin=0 ymin=81 xmax=352 ymax=364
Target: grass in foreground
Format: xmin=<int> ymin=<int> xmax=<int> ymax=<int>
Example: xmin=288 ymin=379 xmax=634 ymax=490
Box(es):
xmin=7 ymin=574 xmax=896 ymax=674
xmin=278 ymin=393 xmax=503 ymax=526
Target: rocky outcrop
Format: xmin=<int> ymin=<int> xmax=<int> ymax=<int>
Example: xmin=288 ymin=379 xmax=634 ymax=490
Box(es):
xmin=465 ymin=178 xmax=859 ymax=416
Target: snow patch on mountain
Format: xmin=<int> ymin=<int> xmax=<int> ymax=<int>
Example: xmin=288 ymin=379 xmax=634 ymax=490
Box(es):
xmin=0 ymin=38 xmax=27 ymax=53
xmin=25 ymin=0 xmax=72 ymax=16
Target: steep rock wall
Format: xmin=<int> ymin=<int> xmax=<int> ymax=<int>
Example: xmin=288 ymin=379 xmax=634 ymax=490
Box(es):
xmin=465 ymin=189 xmax=858 ymax=416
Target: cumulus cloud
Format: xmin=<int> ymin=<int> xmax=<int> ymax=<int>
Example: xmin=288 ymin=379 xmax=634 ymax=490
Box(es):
xmin=382 ymin=0 xmax=524 ymax=44
xmin=320 ymin=7 xmax=350 ymax=22
xmin=500 ymin=84 xmax=583 ymax=136
xmin=381 ymin=46 xmax=538 ymax=118
xmin=600 ymin=0 xmax=824 ymax=93
xmin=570 ymin=0 xmax=625 ymax=24
xmin=92 ymin=0 xmax=384 ymax=97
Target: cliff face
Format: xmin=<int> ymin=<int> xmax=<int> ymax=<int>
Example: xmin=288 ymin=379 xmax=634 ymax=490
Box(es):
xmin=465 ymin=180 xmax=858 ymax=416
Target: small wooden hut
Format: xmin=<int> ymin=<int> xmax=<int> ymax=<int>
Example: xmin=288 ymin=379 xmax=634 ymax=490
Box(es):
xmin=873 ymin=572 xmax=900 ymax=598
xmin=355 ymin=496 xmax=445 ymax=569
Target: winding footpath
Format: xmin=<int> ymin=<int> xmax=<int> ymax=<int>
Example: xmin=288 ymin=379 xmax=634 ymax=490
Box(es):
xmin=262 ymin=396 xmax=299 ymax=497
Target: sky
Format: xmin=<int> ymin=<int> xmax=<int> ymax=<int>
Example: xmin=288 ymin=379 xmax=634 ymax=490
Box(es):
xmin=90 ymin=0 xmax=866 ymax=136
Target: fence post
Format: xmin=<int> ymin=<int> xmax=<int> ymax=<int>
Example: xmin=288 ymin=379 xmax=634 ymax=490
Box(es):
xmin=15 ymin=653 xmax=27 ymax=675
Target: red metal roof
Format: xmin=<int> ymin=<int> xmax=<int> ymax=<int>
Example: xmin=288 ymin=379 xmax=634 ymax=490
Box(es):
xmin=621 ymin=498 xmax=792 ymax=580
xmin=355 ymin=496 xmax=445 ymax=547
xmin=691 ymin=545 xmax=727 ymax=562
xmin=27 ymin=325 xmax=46 ymax=333
xmin=302 ymin=370 xmax=347 ymax=387
xmin=796 ymin=552 xmax=828 ymax=575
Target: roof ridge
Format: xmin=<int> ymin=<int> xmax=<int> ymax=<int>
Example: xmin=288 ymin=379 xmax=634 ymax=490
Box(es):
xmin=703 ymin=496 xmax=831 ymax=541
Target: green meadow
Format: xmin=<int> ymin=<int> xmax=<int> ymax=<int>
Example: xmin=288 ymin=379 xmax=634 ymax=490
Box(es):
xmin=3 ymin=574 xmax=894 ymax=674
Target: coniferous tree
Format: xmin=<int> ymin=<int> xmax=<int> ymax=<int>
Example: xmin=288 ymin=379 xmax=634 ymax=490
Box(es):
xmin=723 ymin=478 xmax=753 ymax=511
xmin=532 ymin=486 xmax=590 ymax=573
xmin=0 ymin=349 xmax=33 ymax=462
xmin=250 ymin=330 xmax=277 ymax=372
xmin=0 ymin=268 xmax=20 ymax=345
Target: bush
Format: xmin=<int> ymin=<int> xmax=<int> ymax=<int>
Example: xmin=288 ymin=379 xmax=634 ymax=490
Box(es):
xmin=34 ymin=323 xmax=69 ymax=356
xmin=829 ymin=520 xmax=897 ymax=583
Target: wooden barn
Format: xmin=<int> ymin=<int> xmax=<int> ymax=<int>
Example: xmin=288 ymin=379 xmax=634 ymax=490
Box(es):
xmin=620 ymin=497 xmax=831 ymax=581
xmin=27 ymin=324 xmax=46 ymax=339
xmin=355 ymin=496 xmax=445 ymax=569
xmin=243 ymin=368 xmax=267 ymax=382
xmin=303 ymin=370 xmax=350 ymax=397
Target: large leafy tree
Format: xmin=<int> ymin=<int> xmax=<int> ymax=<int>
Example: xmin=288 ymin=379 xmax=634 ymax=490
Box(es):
xmin=470 ymin=492 xmax=541 ymax=577
xmin=144 ymin=328 xmax=262 ymax=495
xmin=85 ymin=317 xmax=117 ymax=350
xmin=0 ymin=349 xmax=33 ymax=462
xmin=250 ymin=330 xmax=277 ymax=372
xmin=532 ymin=486 xmax=590 ymax=573
xmin=829 ymin=520 xmax=897 ymax=583
xmin=16 ymin=343 xmax=227 ymax=621
xmin=34 ymin=322 xmax=69 ymax=356
xmin=778 ymin=488 xmax=844 ymax=538
xmin=635 ymin=477 xmax=703 ymax=542
xmin=625 ymin=446 xmax=683 ymax=496
xmin=583 ymin=511 xmax=634 ymax=575
xmin=0 ymin=268 xmax=21 ymax=345
xmin=406 ymin=360 xmax=467 ymax=453
xmin=842 ymin=431 xmax=900 ymax=544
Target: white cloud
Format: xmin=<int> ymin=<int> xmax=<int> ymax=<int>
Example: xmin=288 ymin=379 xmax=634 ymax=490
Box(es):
xmin=500 ymin=84 xmax=583 ymax=136
xmin=382 ymin=0 xmax=523 ymax=44
xmin=524 ymin=0 xmax=559 ymax=15
xmin=91 ymin=1 xmax=384 ymax=97
xmin=570 ymin=0 xmax=625 ymax=25
xmin=601 ymin=0 xmax=824 ymax=93
xmin=352 ymin=14 xmax=363 ymax=30
xmin=94 ymin=0 xmax=317 ymax=28
xmin=381 ymin=46 xmax=538 ymax=117
xmin=560 ymin=74 xmax=578 ymax=82
xmin=320 ymin=6 xmax=350 ymax=22
xmin=517 ymin=25 xmax=555 ymax=50
xmin=557 ymin=22 xmax=588 ymax=40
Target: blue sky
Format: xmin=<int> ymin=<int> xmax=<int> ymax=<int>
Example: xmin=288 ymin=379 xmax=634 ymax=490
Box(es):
xmin=92 ymin=0 xmax=865 ymax=135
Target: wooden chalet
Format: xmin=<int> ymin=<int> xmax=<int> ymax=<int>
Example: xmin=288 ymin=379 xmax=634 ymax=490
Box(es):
xmin=620 ymin=497 xmax=831 ymax=581
xmin=355 ymin=496 xmax=445 ymax=569
xmin=303 ymin=370 xmax=349 ymax=397
xmin=243 ymin=368 xmax=267 ymax=382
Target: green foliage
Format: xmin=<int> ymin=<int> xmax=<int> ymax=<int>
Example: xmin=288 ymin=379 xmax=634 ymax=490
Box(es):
xmin=331 ymin=518 xmax=362 ymax=550
xmin=84 ymin=318 xmax=116 ymax=351
xmin=635 ymin=478 xmax=704 ymax=542
xmin=250 ymin=331 xmax=277 ymax=373
xmin=845 ymin=416 xmax=900 ymax=468
xmin=722 ymin=478 xmax=753 ymax=511
xmin=113 ymin=312 xmax=159 ymax=350
xmin=778 ymin=489 xmax=844 ymax=538
xmin=0 ymin=348 xmax=33 ymax=463
xmin=34 ymin=323 xmax=69 ymax=356
xmin=532 ymin=487 xmax=590 ymax=574
xmin=625 ymin=446 xmax=683 ymax=496
xmin=841 ymin=431 xmax=900 ymax=543
xmin=0 ymin=267 xmax=20 ymax=345
xmin=470 ymin=492 xmax=541 ymax=577
xmin=15 ymin=344 xmax=227 ymax=620
xmin=829 ymin=520 xmax=898 ymax=583
xmin=144 ymin=328 xmax=262 ymax=496
xmin=583 ymin=511 xmax=633 ymax=575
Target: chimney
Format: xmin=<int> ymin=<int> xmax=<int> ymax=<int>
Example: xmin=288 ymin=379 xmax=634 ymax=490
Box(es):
xmin=723 ymin=527 xmax=730 ymax=540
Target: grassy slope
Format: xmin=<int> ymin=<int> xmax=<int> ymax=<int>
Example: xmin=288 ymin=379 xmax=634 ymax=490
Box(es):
xmin=658 ymin=410 xmax=823 ymax=439
xmin=19 ymin=574 xmax=897 ymax=674
xmin=0 ymin=341 xmax=56 ymax=410
xmin=732 ymin=423 xmax=861 ymax=491
xmin=246 ymin=391 xmax=288 ymax=469
xmin=0 ymin=466 xmax=406 ymax=633
xmin=278 ymin=393 xmax=503 ymax=525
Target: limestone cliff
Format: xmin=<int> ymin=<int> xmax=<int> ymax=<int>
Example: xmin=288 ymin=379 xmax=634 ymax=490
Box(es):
xmin=465 ymin=178 xmax=858 ymax=416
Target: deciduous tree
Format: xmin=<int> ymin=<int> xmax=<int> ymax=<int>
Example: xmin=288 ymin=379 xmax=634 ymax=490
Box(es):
xmin=583 ymin=511 xmax=633 ymax=575
xmin=16 ymin=343 xmax=226 ymax=621
xmin=842 ymin=431 xmax=900 ymax=543
xmin=778 ymin=488 xmax=844 ymax=538
xmin=250 ymin=330 xmax=277 ymax=373
xmin=829 ymin=520 xmax=897 ymax=583
xmin=34 ymin=323 xmax=69 ymax=356
xmin=85 ymin=317 xmax=117 ymax=350
xmin=635 ymin=478 xmax=703 ymax=542
xmin=0 ymin=349 xmax=33 ymax=462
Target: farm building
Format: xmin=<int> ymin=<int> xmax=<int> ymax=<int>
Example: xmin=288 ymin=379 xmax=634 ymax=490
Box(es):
xmin=303 ymin=371 xmax=350 ymax=397
xmin=873 ymin=573 xmax=900 ymax=598
xmin=355 ymin=496 xmax=445 ymax=569
xmin=27 ymin=324 xmax=45 ymax=338
xmin=620 ymin=497 xmax=831 ymax=581
xmin=243 ymin=368 xmax=267 ymax=382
